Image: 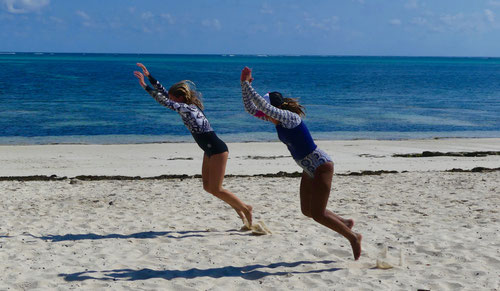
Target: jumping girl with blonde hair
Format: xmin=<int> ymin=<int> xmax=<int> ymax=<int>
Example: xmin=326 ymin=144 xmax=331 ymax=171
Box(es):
xmin=240 ymin=66 xmax=362 ymax=260
xmin=134 ymin=63 xmax=252 ymax=227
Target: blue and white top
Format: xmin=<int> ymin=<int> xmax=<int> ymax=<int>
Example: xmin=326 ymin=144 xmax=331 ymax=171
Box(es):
xmin=241 ymin=81 xmax=317 ymax=160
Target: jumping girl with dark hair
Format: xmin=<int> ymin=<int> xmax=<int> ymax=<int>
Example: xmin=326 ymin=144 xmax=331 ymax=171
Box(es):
xmin=133 ymin=63 xmax=253 ymax=227
xmin=240 ymin=66 xmax=362 ymax=260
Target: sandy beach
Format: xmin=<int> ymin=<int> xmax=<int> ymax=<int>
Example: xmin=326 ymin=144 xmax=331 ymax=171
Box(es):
xmin=1 ymin=138 xmax=499 ymax=290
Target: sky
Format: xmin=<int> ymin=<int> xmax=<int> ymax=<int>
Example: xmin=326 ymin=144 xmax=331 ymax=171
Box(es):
xmin=1 ymin=0 xmax=500 ymax=56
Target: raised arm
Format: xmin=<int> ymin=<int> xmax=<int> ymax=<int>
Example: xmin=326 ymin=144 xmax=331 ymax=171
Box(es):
xmin=137 ymin=63 xmax=169 ymax=96
xmin=240 ymin=67 xmax=269 ymax=121
xmin=241 ymin=81 xmax=301 ymax=128
xmin=241 ymin=81 xmax=259 ymax=115
xmin=134 ymin=71 xmax=187 ymax=113
xmin=146 ymin=74 xmax=169 ymax=96
xmin=241 ymin=84 xmax=274 ymax=122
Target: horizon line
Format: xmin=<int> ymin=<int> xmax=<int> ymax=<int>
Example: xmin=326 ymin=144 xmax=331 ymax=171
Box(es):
xmin=1 ymin=51 xmax=500 ymax=58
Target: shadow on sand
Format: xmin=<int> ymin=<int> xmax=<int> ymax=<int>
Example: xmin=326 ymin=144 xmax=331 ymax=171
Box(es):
xmin=28 ymin=230 xmax=216 ymax=242
xmin=60 ymin=260 xmax=341 ymax=281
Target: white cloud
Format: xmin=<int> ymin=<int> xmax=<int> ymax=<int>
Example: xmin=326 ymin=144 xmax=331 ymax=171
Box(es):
xmin=407 ymin=11 xmax=496 ymax=33
xmin=485 ymin=9 xmax=495 ymax=23
xmin=141 ymin=11 xmax=153 ymax=20
xmin=304 ymin=15 xmax=339 ymax=32
xmin=405 ymin=0 xmax=419 ymax=9
xmin=76 ymin=10 xmax=95 ymax=27
xmin=2 ymin=0 xmax=49 ymax=14
xmin=411 ymin=17 xmax=428 ymax=26
xmin=76 ymin=10 xmax=90 ymax=20
xmin=106 ymin=17 xmax=122 ymax=29
xmin=488 ymin=1 xmax=500 ymax=7
xmin=440 ymin=13 xmax=464 ymax=26
xmin=390 ymin=19 xmax=402 ymax=26
xmin=160 ymin=13 xmax=175 ymax=24
xmin=201 ymin=18 xmax=221 ymax=30
xmin=246 ymin=23 xmax=268 ymax=34
xmin=212 ymin=19 xmax=221 ymax=30
xmin=437 ymin=12 xmax=491 ymax=33
xmin=49 ymin=15 xmax=63 ymax=24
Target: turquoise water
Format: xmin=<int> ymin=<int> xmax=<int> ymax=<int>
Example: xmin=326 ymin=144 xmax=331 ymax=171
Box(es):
xmin=0 ymin=53 xmax=499 ymax=144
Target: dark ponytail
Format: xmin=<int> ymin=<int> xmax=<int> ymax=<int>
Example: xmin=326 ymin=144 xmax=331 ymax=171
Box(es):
xmin=281 ymin=98 xmax=305 ymax=117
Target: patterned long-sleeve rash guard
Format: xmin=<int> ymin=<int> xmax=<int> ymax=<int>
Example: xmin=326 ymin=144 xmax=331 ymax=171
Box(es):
xmin=145 ymin=75 xmax=213 ymax=133
xmin=241 ymin=81 xmax=334 ymax=177
xmin=241 ymin=81 xmax=301 ymax=128
xmin=143 ymin=75 xmax=227 ymax=156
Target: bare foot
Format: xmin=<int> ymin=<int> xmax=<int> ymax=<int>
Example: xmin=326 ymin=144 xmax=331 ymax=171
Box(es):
xmin=235 ymin=209 xmax=245 ymax=221
xmin=344 ymin=219 xmax=354 ymax=229
xmin=350 ymin=233 xmax=362 ymax=260
xmin=243 ymin=204 xmax=253 ymax=227
xmin=235 ymin=204 xmax=253 ymax=228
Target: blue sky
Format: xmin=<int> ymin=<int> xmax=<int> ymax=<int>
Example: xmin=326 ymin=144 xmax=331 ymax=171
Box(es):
xmin=1 ymin=0 xmax=500 ymax=56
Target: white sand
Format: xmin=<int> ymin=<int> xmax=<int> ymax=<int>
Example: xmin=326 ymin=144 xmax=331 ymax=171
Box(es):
xmin=0 ymin=138 xmax=499 ymax=290
xmin=1 ymin=138 xmax=499 ymax=177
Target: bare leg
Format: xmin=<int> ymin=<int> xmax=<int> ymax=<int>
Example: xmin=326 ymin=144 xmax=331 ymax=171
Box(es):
xmin=300 ymin=162 xmax=362 ymax=260
xmin=202 ymin=152 xmax=253 ymax=226
xmin=300 ymin=171 xmax=353 ymax=229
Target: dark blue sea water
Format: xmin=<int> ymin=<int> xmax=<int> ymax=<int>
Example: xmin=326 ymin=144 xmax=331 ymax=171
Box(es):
xmin=0 ymin=53 xmax=499 ymax=144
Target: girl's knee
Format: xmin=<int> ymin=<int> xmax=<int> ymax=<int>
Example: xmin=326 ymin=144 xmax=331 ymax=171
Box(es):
xmin=315 ymin=162 xmax=333 ymax=175
xmin=311 ymin=210 xmax=327 ymax=223
xmin=202 ymin=182 xmax=211 ymax=193
xmin=301 ymin=207 xmax=312 ymax=218
xmin=206 ymin=186 xmax=223 ymax=196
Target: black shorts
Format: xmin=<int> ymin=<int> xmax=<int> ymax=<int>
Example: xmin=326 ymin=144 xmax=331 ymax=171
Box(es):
xmin=192 ymin=131 xmax=228 ymax=157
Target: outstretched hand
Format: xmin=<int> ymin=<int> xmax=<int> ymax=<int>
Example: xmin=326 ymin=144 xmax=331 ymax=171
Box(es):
xmin=136 ymin=63 xmax=150 ymax=76
xmin=241 ymin=66 xmax=254 ymax=83
xmin=134 ymin=71 xmax=147 ymax=88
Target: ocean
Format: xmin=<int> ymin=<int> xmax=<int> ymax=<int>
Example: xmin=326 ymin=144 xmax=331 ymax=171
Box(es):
xmin=1 ymin=53 xmax=499 ymax=144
